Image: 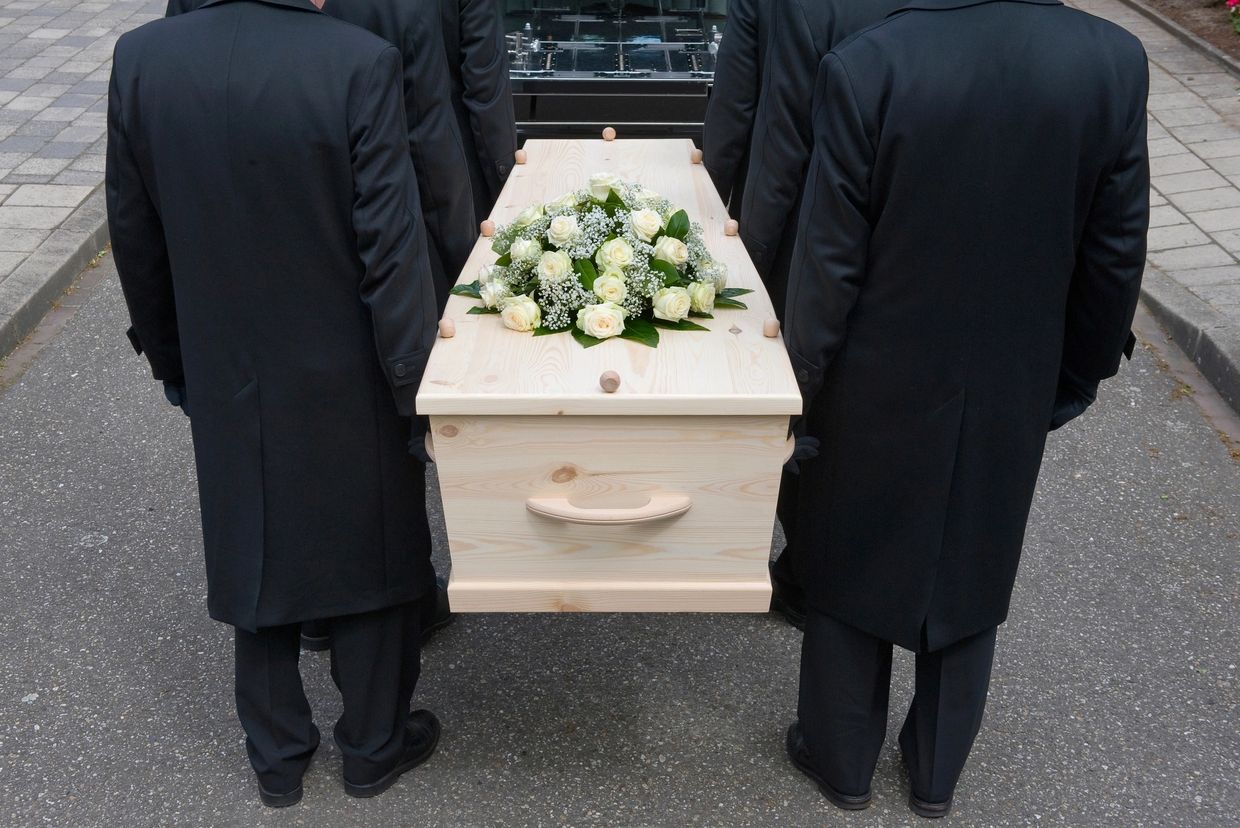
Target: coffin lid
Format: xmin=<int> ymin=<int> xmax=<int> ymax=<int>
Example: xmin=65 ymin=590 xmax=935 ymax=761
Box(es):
xmin=417 ymin=139 xmax=802 ymax=417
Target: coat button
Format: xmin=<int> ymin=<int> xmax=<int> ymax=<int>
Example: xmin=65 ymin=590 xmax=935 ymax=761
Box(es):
xmin=394 ymin=364 xmax=407 ymax=378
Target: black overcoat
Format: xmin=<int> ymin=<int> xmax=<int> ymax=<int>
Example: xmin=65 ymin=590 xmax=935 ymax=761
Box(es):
xmin=701 ymin=0 xmax=763 ymax=219
xmin=739 ymin=0 xmax=905 ymax=319
xmin=785 ymin=0 xmax=1149 ymax=651
xmin=108 ymin=0 xmax=439 ymax=632
xmin=440 ymin=0 xmax=517 ymax=223
xmin=165 ymin=0 xmax=476 ymax=307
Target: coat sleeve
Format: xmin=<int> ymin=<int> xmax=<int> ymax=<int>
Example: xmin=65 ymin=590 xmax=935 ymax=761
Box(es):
xmin=740 ymin=0 xmax=820 ymax=275
xmin=458 ymin=0 xmax=517 ymax=203
xmin=402 ymin=28 xmax=477 ymax=302
xmin=163 ymin=0 xmax=199 ymax=16
xmin=1061 ymin=61 xmax=1150 ymax=385
xmin=701 ymin=0 xmax=758 ymax=206
xmin=783 ymin=53 xmax=874 ymax=410
xmin=350 ymin=46 xmax=439 ymax=417
xmin=106 ymin=56 xmax=183 ymax=383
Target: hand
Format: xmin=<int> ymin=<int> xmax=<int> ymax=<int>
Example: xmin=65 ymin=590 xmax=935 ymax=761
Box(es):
xmin=1049 ymin=367 xmax=1098 ymax=431
xmin=162 ymin=380 xmax=189 ymax=418
xmin=408 ymin=416 xmax=432 ymax=463
xmin=784 ymin=435 xmax=820 ymax=476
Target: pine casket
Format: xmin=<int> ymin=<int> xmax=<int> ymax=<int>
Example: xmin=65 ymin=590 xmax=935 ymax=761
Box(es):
xmin=418 ymin=138 xmax=801 ymax=612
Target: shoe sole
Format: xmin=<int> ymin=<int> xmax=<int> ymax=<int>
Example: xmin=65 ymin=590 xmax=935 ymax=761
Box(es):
xmin=785 ymin=726 xmax=871 ymax=811
xmin=420 ymin=613 xmax=453 ymax=646
xmin=300 ymin=635 xmax=330 ymax=652
xmin=258 ymin=783 xmax=302 ymax=808
xmin=909 ymin=794 xmax=952 ymax=819
xmin=343 ymin=719 xmax=442 ymax=798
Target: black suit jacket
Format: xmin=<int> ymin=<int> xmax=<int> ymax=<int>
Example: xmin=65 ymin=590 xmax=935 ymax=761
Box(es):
xmin=109 ymin=0 xmax=438 ymax=631
xmin=166 ymin=0 xmax=477 ymax=305
xmin=784 ymin=0 xmax=1149 ymax=650
xmin=739 ymin=0 xmax=906 ymax=318
xmin=701 ymin=0 xmax=763 ymax=219
xmin=441 ymin=0 xmax=517 ymax=223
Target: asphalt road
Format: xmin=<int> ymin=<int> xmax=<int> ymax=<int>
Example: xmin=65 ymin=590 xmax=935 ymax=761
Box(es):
xmin=1 ymin=259 xmax=1237 ymax=827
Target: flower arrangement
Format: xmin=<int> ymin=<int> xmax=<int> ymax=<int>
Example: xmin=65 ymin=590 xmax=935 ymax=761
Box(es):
xmin=450 ymin=173 xmax=752 ymax=348
xmin=1231 ymin=0 xmax=1240 ymax=34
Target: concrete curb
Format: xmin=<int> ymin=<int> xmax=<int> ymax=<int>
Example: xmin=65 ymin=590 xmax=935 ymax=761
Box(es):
xmin=1141 ymin=265 xmax=1240 ymax=415
xmin=1112 ymin=0 xmax=1240 ymax=82
xmin=0 ymin=186 xmax=110 ymax=360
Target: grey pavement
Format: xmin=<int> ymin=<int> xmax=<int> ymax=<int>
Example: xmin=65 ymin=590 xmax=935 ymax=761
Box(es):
xmin=1 ymin=259 xmax=1238 ymax=826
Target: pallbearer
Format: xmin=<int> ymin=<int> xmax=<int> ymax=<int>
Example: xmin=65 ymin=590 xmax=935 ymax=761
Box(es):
xmin=713 ymin=0 xmax=909 ymax=631
xmin=783 ymin=0 xmax=1148 ymax=818
xmin=440 ymin=0 xmax=519 ymax=224
xmin=108 ymin=0 xmax=442 ymax=806
xmin=701 ymin=0 xmax=764 ymax=220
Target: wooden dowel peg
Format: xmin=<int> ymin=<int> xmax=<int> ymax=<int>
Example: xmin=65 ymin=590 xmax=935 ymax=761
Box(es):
xmin=763 ymin=318 xmax=780 ymax=338
xmin=600 ymin=370 xmax=621 ymax=394
xmin=514 ymin=148 xmax=528 ymax=165
xmin=480 ymin=219 xmax=496 ymax=237
xmin=690 ymin=148 xmax=704 ymax=165
xmin=439 ymin=318 xmax=456 ymax=339
xmin=602 ymin=126 xmax=617 ymax=142
xmin=725 ymin=219 xmax=739 ymax=237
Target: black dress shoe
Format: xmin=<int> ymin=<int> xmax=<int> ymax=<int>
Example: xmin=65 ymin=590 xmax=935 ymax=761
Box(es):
xmin=899 ymin=744 xmax=953 ymax=819
xmin=257 ymin=780 xmax=303 ymax=808
xmin=342 ymin=709 xmax=441 ymax=798
xmin=420 ymin=577 xmax=453 ymax=645
xmin=785 ymin=722 xmax=872 ymax=811
xmin=769 ymin=564 xmax=807 ymax=631
xmin=300 ymin=619 xmax=330 ymax=652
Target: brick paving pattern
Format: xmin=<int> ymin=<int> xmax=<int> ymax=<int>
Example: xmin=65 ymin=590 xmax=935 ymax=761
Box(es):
xmin=0 ymin=0 xmax=161 ymax=287
xmin=0 ymin=0 xmax=1237 ymax=340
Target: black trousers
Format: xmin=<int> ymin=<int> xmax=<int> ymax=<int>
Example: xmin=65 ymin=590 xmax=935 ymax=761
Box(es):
xmin=771 ymin=468 xmax=803 ymax=600
xmin=798 ymin=609 xmax=997 ymax=803
xmin=234 ymin=600 xmax=423 ymax=792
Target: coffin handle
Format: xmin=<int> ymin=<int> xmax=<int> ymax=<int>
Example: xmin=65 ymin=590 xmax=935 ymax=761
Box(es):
xmin=526 ymin=494 xmax=692 ymax=526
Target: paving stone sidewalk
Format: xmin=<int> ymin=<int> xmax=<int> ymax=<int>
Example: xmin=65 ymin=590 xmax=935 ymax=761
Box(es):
xmin=0 ymin=0 xmax=162 ymax=354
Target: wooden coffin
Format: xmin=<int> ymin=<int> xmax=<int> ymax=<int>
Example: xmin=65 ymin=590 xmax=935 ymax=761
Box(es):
xmin=418 ymin=138 xmax=801 ymax=612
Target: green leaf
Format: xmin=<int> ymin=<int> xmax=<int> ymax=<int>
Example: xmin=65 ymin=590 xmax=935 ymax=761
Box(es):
xmin=719 ymin=287 xmax=753 ymax=298
xmin=689 ymin=311 xmax=714 ymax=319
xmin=620 ymin=317 xmax=660 ymax=348
xmin=494 ymin=253 xmax=512 ymax=267
xmin=649 ymin=259 xmax=682 ymax=287
xmin=651 ymin=318 xmax=710 ymax=332
xmin=571 ymin=327 xmax=606 ymax=349
xmin=605 ymin=189 xmax=627 ymax=210
xmin=665 ymin=209 xmax=690 ymax=241
xmin=490 ymin=239 xmax=509 ymax=255
xmin=713 ymin=296 xmax=749 ymax=310
xmin=467 ymin=306 xmax=499 ymax=315
xmin=450 ymin=280 xmax=482 ymax=299
xmin=574 ymin=259 xmax=599 ymax=292
xmin=534 ymin=324 xmax=571 ymax=337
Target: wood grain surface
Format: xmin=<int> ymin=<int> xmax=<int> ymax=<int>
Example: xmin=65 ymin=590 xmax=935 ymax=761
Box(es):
xmin=434 ymin=414 xmax=786 ymax=612
xmin=417 ymin=138 xmax=802 ymax=418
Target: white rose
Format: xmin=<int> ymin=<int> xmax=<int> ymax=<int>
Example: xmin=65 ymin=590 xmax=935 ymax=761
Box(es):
xmin=589 ymin=172 xmax=620 ymax=201
xmin=537 ymin=250 xmax=573 ymax=282
xmin=595 ymin=237 xmax=635 ymax=269
xmin=632 ymin=186 xmax=661 ymax=204
xmin=500 ymin=295 xmax=541 ymax=332
xmin=548 ymin=191 xmax=580 ymax=211
xmin=653 ymin=235 xmax=689 ymax=268
xmin=629 ymin=209 xmax=664 ymax=243
xmin=546 ymin=214 xmax=580 ymax=247
xmin=651 ymin=286 xmax=692 ymax=322
xmin=593 ymin=272 xmax=627 ymax=304
xmin=576 ymin=302 xmax=627 ymax=339
xmin=480 ymin=281 xmax=512 ymax=309
xmin=509 ymin=237 xmax=542 ymax=261
xmin=512 ymin=204 xmax=544 ymax=229
xmin=696 ymin=259 xmax=728 ymax=291
xmin=478 ymin=263 xmax=506 ymax=285
xmin=688 ymin=281 xmax=716 ymax=314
